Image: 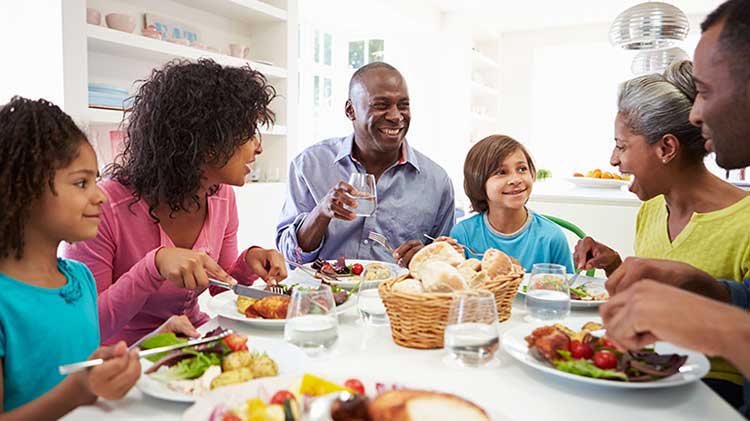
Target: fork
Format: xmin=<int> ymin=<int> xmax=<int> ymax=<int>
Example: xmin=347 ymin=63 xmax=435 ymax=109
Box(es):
xmin=567 ymin=268 xmax=584 ymax=287
xmin=367 ymin=231 xmax=404 ymax=266
xmin=423 ymin=234 xmax=484 ymax=257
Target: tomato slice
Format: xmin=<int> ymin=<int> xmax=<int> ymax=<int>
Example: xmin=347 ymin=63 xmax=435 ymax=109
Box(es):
xmin=222 ymin=333 xmax=248 ymax=352
xmin=344 ymin=378 xmax=365 ymax=395
xmin=270 ymin=390 xmax=296 ymax=405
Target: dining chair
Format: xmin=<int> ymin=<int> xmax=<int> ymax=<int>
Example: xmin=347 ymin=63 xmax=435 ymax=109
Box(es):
xmin=541 ymin=214 xmax=596 ymax=277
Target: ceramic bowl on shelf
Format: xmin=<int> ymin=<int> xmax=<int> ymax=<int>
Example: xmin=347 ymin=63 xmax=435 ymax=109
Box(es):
xmin=105 ymin=13 xmax=135 ymax=33
xmin=141 ymin=24 xmax=162 ymax=40
xmin=229 ymin=43 xmax=248 ymax=58
xmin=86 ymin=8 xmax=101 ymax=25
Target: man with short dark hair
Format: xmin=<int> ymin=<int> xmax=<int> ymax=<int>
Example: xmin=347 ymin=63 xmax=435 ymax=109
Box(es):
xmin=276 ymin=62 xmax=455 ymax=265
xmin=600 ymin=0 xmax=750 ymax=415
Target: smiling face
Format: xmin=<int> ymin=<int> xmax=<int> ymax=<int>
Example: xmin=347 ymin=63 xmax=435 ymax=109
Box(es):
xmin=484 ymin=148 xmax=534 ymax=211
xmin=203 ymin=135 xmax=263 ymax=187
xmin=31 ymin=142 xmax=107 ymax=243
xmin=346 ymin=68 xmax=410 ymax=156
xmin=611 ymin=113 xmax=668 ymax=201
xmin=690 ymin=20 xmax=750 ymax=170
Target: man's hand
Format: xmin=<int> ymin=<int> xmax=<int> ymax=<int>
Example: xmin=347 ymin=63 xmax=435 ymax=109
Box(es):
xmin=573 ymin=236 xmax=621 ymax=275
xmin=245 ymin=247 xmax=287 ymax=285
xmin=393 ymin=240 xmax=424 ymax=267
xmin=600 ymin=280 xmax=747 ymax=366
xmin=317 ymin=182 xmax=359 ymax=221
xmin=605 ymin=257 xmax=722 ymax=299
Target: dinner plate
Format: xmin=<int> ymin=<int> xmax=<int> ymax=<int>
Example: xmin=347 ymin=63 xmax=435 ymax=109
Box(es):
xmin=517 ymin=273 xmax=609 ymax=308
xmin=137 ymin=336 xmax=308 ymax=403
xmin=182 ymin=373 xmax=513 ymax=421
xmin=298 ymin=259 xmax=408 ymax=290
xmin=502 ymin=317 xmax=710 ymax=389
xmin=564 ymin=177 xmax=630 ymax=189
xmin=207 ymin=290 xmax=356 ymax=329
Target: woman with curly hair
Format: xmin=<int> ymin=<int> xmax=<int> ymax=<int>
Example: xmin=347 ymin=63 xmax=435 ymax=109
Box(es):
xmin=64 ymin=59 xmax=287 ymax=345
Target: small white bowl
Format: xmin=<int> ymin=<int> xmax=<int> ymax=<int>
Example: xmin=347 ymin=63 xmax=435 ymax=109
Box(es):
xmin=105 ymin=13 xmax=135 ymax=33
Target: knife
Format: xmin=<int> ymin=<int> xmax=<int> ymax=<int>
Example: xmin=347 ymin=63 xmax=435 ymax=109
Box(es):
xmin=58 ymin=329 xmax=234 ymax=375
xmin=208 ymin=278 xmax=285 ymax=299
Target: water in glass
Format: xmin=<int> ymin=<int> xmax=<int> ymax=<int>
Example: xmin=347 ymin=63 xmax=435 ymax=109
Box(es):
xmin=357 ymin=287 xmax=388 ymax=326
xmin=284 ymin=285 xmax=339 ymax=357
xmin=525 ymin=263 xmax=571 ymax=321
xmin=345 ymin=173 xmax=377 ymax=217
xmin=443 ymin=290 xmax=500 ymax=367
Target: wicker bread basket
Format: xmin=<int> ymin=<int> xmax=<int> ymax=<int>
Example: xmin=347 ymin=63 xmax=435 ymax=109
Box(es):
xmin=379 ymin=271 xmax=524 ymax=349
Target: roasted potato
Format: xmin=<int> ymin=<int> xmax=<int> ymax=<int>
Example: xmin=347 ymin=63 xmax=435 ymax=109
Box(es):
xmin=581 ymin=321 xmax=603 ymax=332
xmin=210 ymin=367 xmax=254 ymax=389
xmin=237 ymin=296 xmax=257 ymax=314
xmin=222 ymin=350 xmax=253 ymax=372
xmin=250 ymin=353 xmax=279 ymax=378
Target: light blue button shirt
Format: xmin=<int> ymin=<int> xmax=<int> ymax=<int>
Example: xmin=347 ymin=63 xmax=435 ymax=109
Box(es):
xmin=276 ymin=134 xmax=455 ymax=264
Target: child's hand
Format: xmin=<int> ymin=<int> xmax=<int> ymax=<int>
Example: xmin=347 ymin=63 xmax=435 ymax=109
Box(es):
xmin=573 ymin=236 xmax=622 ymax=275
xmin=80 ymin=342 xmax=141 ymax=401
xmin=155 ymin=247 xmax=237 ymax=290
xmin=432 ymin=236 xmax=464 ymax=255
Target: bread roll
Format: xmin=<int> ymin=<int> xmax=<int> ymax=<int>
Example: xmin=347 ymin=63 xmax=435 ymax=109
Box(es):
xmin=457 ymin=258 xmax=481 ymax=272
xmin=464 ymin=269 xmax=490 ymax=289
xmin=481 ymin=248 xmax=513 ymax=278
xmin=392 ymin=278 xmax=425 ymax=294
xmin=409 ymin=242 xmax=465 ymax=280
xmin=368 ymin=390 xmax=490 ymax=421
xmin=420 ymin=261 xmax=467 ymax=292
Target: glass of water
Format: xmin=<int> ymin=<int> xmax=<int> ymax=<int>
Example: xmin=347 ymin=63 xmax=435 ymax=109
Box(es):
xmin=357 ymin=286 xmax=388 ymax=326
xmin=443 ymin=289 xmax=500 ymax=367
xmin=284 ymin=284 xmax=339 ymax=357
xmin=345 ymin=173 xmax=377 ymax=217
xmin=525 ymin=263 xmax=570 ymax=322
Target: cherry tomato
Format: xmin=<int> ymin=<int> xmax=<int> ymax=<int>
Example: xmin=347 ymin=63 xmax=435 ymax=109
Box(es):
xmin=593 ymin=351 xmax=618 ymax=370
xmin=270 ymin=390 xmax=296 ymax=405
xmin=344 ymin=378 xmax=366 ymax=395
xmin=222 ymin=333 xmax=248 ymax=352
xmin=351 ymin=263 xmax=364 ymax=276
xmin=570 ymin=340 xmax=593 ymax=360
xmin=601 ymin=338 xmax=618 ymax=350
xmin=222 ymin=413 xmax=242 ymax=421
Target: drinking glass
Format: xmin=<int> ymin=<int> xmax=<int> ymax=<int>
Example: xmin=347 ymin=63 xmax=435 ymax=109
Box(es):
xmin=443 ymin=289 xmax=500 ymax=367
xmin=345 ymin=173 xmax=377 ymax=217
xmin=357 ymin=285 xmax=388 ymax=326
xmin=283 ymin=284 xmax=339 ymax=357
xmin=525 ymin=263 xmax=570 ymax=321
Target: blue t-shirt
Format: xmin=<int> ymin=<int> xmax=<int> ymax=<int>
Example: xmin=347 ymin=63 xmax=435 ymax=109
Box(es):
xmin=450 ymin=210 xmax=575 ymax=273
xmin=0 ymin=258 xmax=100 ymax=410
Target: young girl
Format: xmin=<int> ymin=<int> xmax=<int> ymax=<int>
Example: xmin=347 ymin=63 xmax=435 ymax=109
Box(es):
xmin=0 ymin=96 xmax=141 ymax=418
xmin=451 ymin=135 xmax=574 ymax=272
xmin=64 ymin=58 xmax=287 ymax=346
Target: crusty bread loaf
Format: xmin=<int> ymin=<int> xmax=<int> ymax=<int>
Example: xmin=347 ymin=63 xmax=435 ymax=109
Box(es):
xmin=409 ymin=242 xmax=465 ymax=280
xmin=368 ymin=390 xmax=490 ymax=421
xmin=481 ymin=248 xmax=513 ymax=278
xmin=456 ymin=258 xmax=482 ymax=286
xmin=392 ymin=278 xmax=425 ymax=294
xmin=464 ymin=269 xmax=490 ymax=289
xmin=419 ymin=261 xmax=467 ymax=292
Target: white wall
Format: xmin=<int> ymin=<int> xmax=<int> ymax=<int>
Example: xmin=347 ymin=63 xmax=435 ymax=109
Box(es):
xmin=495 ymin=16 xmax=705 ymax=179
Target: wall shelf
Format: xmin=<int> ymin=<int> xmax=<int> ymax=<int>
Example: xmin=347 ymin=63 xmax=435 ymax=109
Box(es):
xmin=170 ymin=0 xmax=287 ymax=24
xmin=87 ymin=24 xmax=288 ymax=79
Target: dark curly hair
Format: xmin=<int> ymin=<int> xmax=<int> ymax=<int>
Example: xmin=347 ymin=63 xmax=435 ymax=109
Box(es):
xmin=108 ymin=58 xmax=276 ymax=220
xmin=0 ymin=96 xmax=88 ymax=259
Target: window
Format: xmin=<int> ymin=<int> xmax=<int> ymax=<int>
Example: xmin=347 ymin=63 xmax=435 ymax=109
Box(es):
xmin=348 ymin=39 xmax=385 ymax=69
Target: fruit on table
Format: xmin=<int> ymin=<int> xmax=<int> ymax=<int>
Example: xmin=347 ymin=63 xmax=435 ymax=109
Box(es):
xmin=298 ymin=373 xmax=351 ymax=396
xmin=575 ymin=169 xmax=630 ymax=180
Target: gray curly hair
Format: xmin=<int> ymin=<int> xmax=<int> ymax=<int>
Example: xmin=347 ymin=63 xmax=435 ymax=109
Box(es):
xmin=617 ymin=60 xmax=706 ymax=161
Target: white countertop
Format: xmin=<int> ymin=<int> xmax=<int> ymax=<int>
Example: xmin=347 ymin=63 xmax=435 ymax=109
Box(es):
xmin=529 ymin=179 xmax=641 ymax=207
xmin=64 ymin=293 xmax=741 ymax=421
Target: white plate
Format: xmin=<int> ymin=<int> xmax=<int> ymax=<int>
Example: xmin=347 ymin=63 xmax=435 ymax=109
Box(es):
xmin=564 ymin=177 xmax=630 ymax=189
xmin=502 ymin=317 xmax=710 ymax=389
xmin=207 ymin=290 xmax=356 ymax=329
xmin=518 ymin=273 xmax=609 ymax=308
xmin=137 ymin=336 xmax=308 ymax=403
xmin=298 ymin=259 xmax=408 ymax=290
xmin=182 ymin=374 xmax=512 ymax=421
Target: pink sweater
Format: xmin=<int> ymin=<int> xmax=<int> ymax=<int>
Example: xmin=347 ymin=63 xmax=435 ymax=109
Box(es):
xmin=63 ymin=179 xmax=257 ymax=345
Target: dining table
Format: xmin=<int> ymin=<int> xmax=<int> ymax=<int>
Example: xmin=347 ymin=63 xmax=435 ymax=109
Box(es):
xmin=65 ymin=292 xmax=743 ymax=421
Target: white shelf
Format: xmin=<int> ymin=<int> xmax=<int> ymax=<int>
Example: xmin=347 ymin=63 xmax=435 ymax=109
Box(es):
xmin=170 ymin=0 xmax=287 ymax=24
xmin=471 ymin=81 xmax=498 ymax=97
xmin=87 ymin=24 xmax=288 ymax=79
xmin=472 ymin=50 xmax=499 ymax=70
xmin=84 ymin=107 xmax=286 ymax=136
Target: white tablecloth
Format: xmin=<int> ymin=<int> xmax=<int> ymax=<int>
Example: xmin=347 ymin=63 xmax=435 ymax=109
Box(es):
xmin=64 ymin=295 xmax=742 ymax=421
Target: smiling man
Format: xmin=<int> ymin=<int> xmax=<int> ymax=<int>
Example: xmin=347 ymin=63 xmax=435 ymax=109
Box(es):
xmin=276 ymin=62 xmax=455 ymax=265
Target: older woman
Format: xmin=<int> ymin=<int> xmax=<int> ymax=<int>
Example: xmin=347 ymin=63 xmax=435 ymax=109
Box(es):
xmin=574 ymin=60 xmax=750 ymax=407
xmin=64 ymin=59 xmax=287 ymax=346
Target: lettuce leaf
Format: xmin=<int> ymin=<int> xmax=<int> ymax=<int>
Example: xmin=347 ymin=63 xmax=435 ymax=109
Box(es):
xmin=150 ymin=351 xmax=221 ymax=381
xmin=139 ymin=333 xmax=188 ymax=362
xmin=555 ymin=360 xmax=628 ymax=381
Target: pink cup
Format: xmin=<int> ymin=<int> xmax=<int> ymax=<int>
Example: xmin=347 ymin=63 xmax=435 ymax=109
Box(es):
xmin=86 ymin=8 xmax=101 ymax=25
xmin=105 ymin=13 xmax=135 ymax=33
